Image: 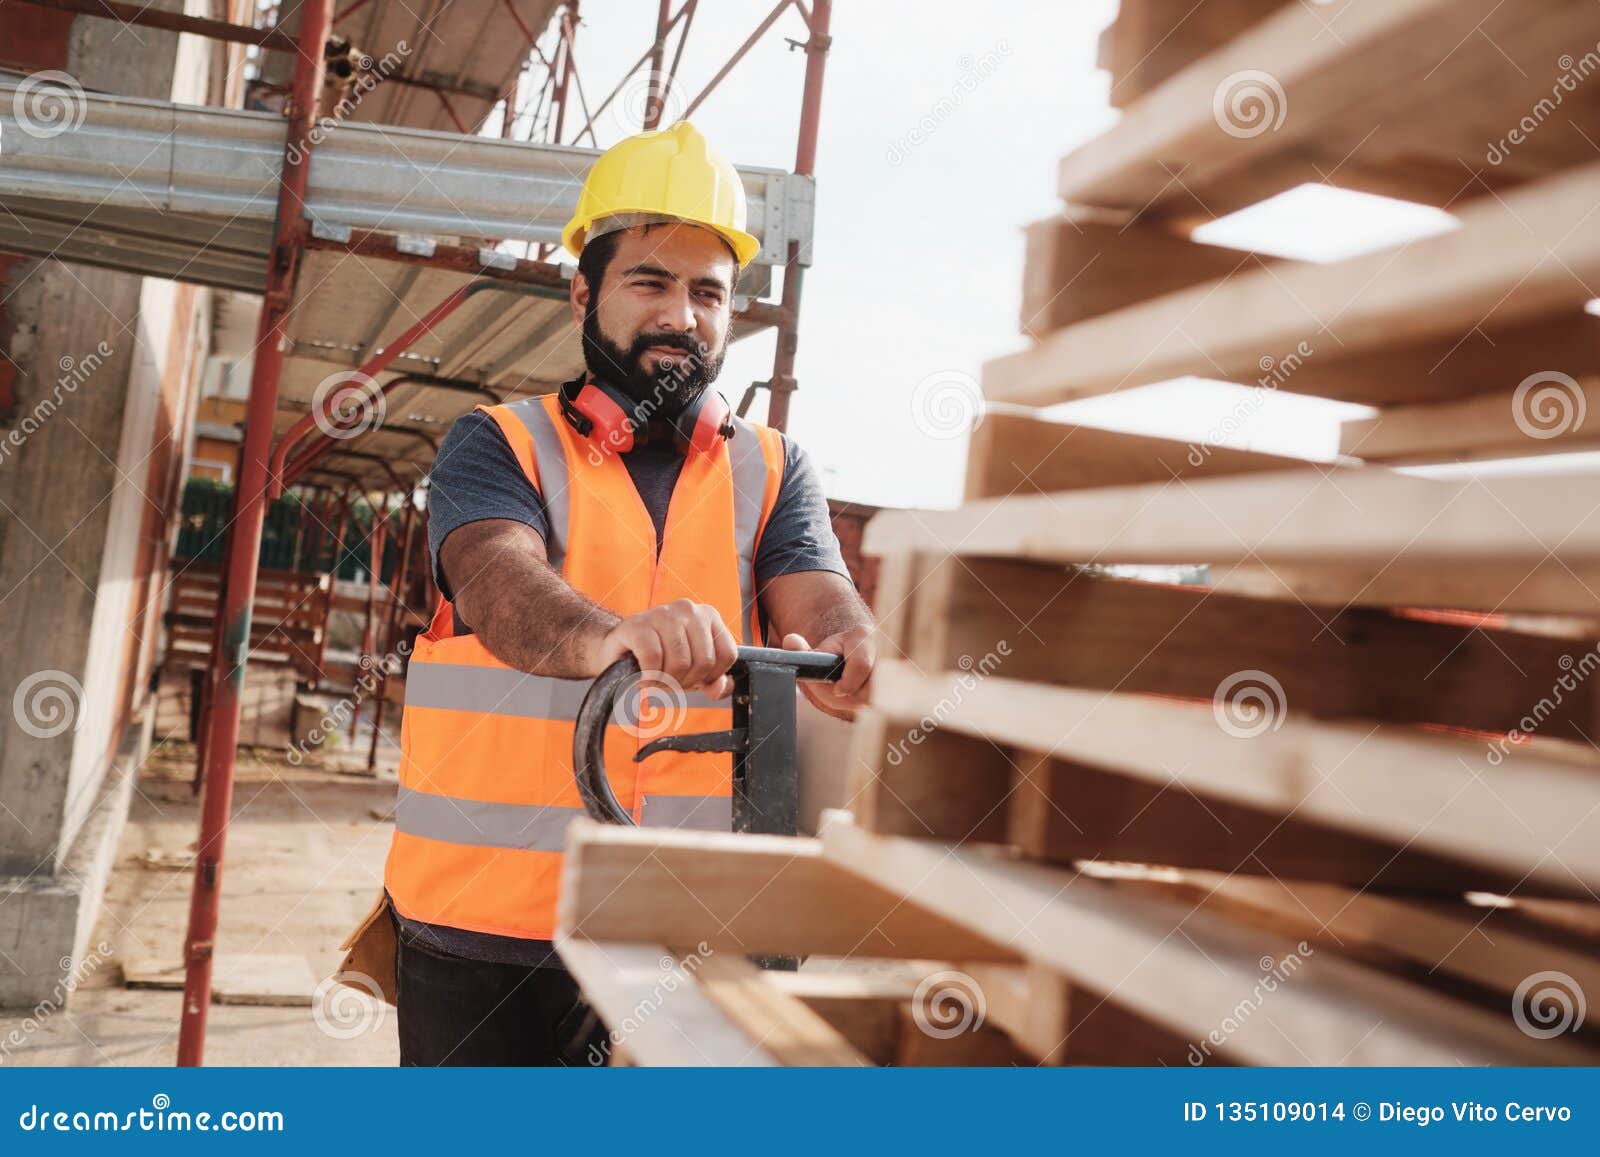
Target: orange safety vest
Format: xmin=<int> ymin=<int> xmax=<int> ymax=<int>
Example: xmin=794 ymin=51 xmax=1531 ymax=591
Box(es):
xmin=384 ymin=392 xmax=786 ymax=940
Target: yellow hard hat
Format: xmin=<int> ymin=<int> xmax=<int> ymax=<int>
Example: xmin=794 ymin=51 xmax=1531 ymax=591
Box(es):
xmin=562 ymin=121 xmax=761 ymax=269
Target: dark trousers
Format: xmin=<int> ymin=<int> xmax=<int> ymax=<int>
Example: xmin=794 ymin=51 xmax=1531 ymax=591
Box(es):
xmin=394 ymin=919 xmax=611 ymax=1066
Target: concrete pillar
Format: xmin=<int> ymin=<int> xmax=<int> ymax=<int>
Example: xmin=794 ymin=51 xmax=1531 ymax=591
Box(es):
xmin=0 ymin=2 xmax=213 ymax=1007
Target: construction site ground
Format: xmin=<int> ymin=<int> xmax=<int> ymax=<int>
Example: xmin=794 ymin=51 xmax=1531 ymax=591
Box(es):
xmin=1 ymin=740 xmax=400 ymax=1067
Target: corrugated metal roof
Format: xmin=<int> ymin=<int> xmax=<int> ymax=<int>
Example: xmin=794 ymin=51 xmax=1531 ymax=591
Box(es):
xmin=0 ymin=74 xmax=813 ymax=290
xmin=265 ymin=0 xmax=564 ymax=134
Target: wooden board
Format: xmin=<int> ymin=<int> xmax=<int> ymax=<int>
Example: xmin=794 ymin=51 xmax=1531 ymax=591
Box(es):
xmin=687 ymin=953 xmax=871 ymax=1066
xmin=765 ymin=966 xmax=923 ymax=1063
xmin=1271 ymin=313 xmax=1600 ymax=410
xmin=818 ymin=810 xmax=1600 ymax=1066
xmin=1087 ymin=865 xmax=1600 ymax=1019
xmin=863 ymin=467 xmax=1600 ymax=569
xmin=1098 ymin=0 xmax=1290 ymax=109
xmin=1341 ymin=377 xmax=1600 ymax=463
xmin=125 ymin=953 xmax=317 ymax=1006
xmin=1211 ymin=558 xmax=1600 ymax=616
xmin=1050 ymin=748 xmax=1534 ymax=896
xmin=554 ymin=819 xmax=1019 ymax=963
xmin=964 ymin=412 xmax=1321 ymax=499
xmin=768 ymin=966 xmax=1038 ymax=1065
xmin=986 ymin=161 xmax=1600 ymax=407
xmin=1019 ymin=212 xmax=1264 ymax=336
xmin=555 ymin=939 xmax=781 ymax=1066
xmin=895 ymin=559 xmax=1600 ymax=739
xmin=1065 ymin=0 xmax=1600 ymax=220
xmin=863 ymin=660 xmax=1600 ymax=896
xmin=853 ymin=712 xmax=1589 ymax=897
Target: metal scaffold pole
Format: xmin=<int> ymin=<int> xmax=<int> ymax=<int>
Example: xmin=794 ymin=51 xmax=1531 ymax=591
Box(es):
xmin=175 ymin=0 xmax=336 ymax=1068
xmin=763 ymin=0 xmax=829 ymax=433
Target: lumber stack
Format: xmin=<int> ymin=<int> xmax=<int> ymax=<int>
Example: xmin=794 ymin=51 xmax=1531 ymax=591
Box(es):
xmin=556 ymin=0 xmax=1600 ymax=1065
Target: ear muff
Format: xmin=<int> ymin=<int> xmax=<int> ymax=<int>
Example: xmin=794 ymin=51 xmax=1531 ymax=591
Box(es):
xmin=561 ymin=380 xmax=639 ymax=453
xmin=560 ymin=378 xmax=734 ymax=455
xmin=676 ymin=389 xmax=734 ymax=454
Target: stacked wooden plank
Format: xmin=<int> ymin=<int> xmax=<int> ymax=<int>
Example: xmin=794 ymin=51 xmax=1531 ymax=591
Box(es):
xmin=166 ymin=561 xmax=330 ymax=681
xmin=556 ymin=0 xmax=1600 ymax=1065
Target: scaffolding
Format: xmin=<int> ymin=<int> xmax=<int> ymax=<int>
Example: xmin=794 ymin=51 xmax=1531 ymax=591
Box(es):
xmin=1 ymin=0 xmax=834 ymax=1065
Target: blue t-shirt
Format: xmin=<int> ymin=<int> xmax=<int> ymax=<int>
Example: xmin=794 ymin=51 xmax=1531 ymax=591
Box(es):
xmin=393 ymin=405 xmax=850 ymax=969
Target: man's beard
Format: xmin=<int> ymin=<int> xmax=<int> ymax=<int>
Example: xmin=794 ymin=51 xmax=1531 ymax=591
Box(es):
xmin=582 ymin=300 xmax=726 ymax=427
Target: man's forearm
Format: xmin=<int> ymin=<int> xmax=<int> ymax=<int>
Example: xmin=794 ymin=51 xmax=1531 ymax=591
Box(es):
xmin=443 ymin=520 xmax=619 ymax=677
xmin=469 ymin=560 xmax=619 ymax=677
xmin=764 ymin=569 xmax=875 ymax=649
xmin=797 ymin=586 xmax=874 ymax=646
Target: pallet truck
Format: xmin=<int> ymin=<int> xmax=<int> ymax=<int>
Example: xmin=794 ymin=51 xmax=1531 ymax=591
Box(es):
xmin=572 ymin=645 xmax=846 ymax=837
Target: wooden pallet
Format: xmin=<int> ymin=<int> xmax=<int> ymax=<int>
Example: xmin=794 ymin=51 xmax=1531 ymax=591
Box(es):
xmin=557 ymin=1 xmax=1600 ymax=1066
xmin=553 ymin=821 xmax=1071 ymax=1067
xmin=166 ymin=561 xmax=330 ymax=678
xmin=553 ymin=816 xmax=1600 ymax=1066
xmin=1080 ymin=0 xmax=1600 ymax=218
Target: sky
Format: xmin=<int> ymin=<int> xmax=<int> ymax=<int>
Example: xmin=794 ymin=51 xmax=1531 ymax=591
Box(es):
xmin=513 ymin=0 xmax=1115 ymax=508
xmin=517 ymin=1 xmax=1591 ymax=510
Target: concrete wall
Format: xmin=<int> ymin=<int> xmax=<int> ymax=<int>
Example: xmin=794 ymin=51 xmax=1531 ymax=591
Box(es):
xmin=0 ymin=2 xmax=219 ymax=1006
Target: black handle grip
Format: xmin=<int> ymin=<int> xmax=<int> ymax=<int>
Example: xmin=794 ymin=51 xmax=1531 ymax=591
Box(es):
xmin=571 ymin=645 xmax=845 ymax=825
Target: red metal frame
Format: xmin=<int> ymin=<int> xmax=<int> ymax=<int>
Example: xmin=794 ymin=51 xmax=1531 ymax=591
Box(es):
xmin=767 ymin=0 xmax=830 ymax=430
xmin=15 ymin=0 xmax=299 ymax=51
xmin=175 ymin=0 xmax=337 ymax=1068
xmin=366 ymin=495 xmax=419 ymax=771
xmin=20 ymin=0 xmax=834 ymax=1066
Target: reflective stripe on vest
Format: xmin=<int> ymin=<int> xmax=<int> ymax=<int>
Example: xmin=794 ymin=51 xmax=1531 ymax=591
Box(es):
xmin=513 ymin=398 xmax=571 ymax=574
xmin=405 ymin=659 xmax=727 ymax=719
xmin=395 ymin=787 xmax=733 ymax=851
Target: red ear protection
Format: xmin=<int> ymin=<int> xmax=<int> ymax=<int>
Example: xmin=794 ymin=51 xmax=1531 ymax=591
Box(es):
xmin=676 ymin=388 xmax=733 ymax=453
xmin=559 ymin=377 xmax=733 ymax=455
xmin=561 ymin=380 xmax=639 ymax=452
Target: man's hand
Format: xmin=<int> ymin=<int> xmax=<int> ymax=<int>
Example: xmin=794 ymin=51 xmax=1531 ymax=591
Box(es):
xmin=587 ymin=599 xmax=739 ymax=699
xmin=781 ymin=626 xmax=875 ymax=721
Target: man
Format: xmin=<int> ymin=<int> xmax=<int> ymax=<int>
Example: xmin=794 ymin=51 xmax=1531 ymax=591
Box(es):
xmin=382 ymin=121 xmax=877 ymax=1066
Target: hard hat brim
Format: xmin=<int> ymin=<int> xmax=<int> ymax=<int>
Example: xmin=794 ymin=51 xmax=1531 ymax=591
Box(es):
xmin=563 ymin=210 xmax=762 ymax=269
